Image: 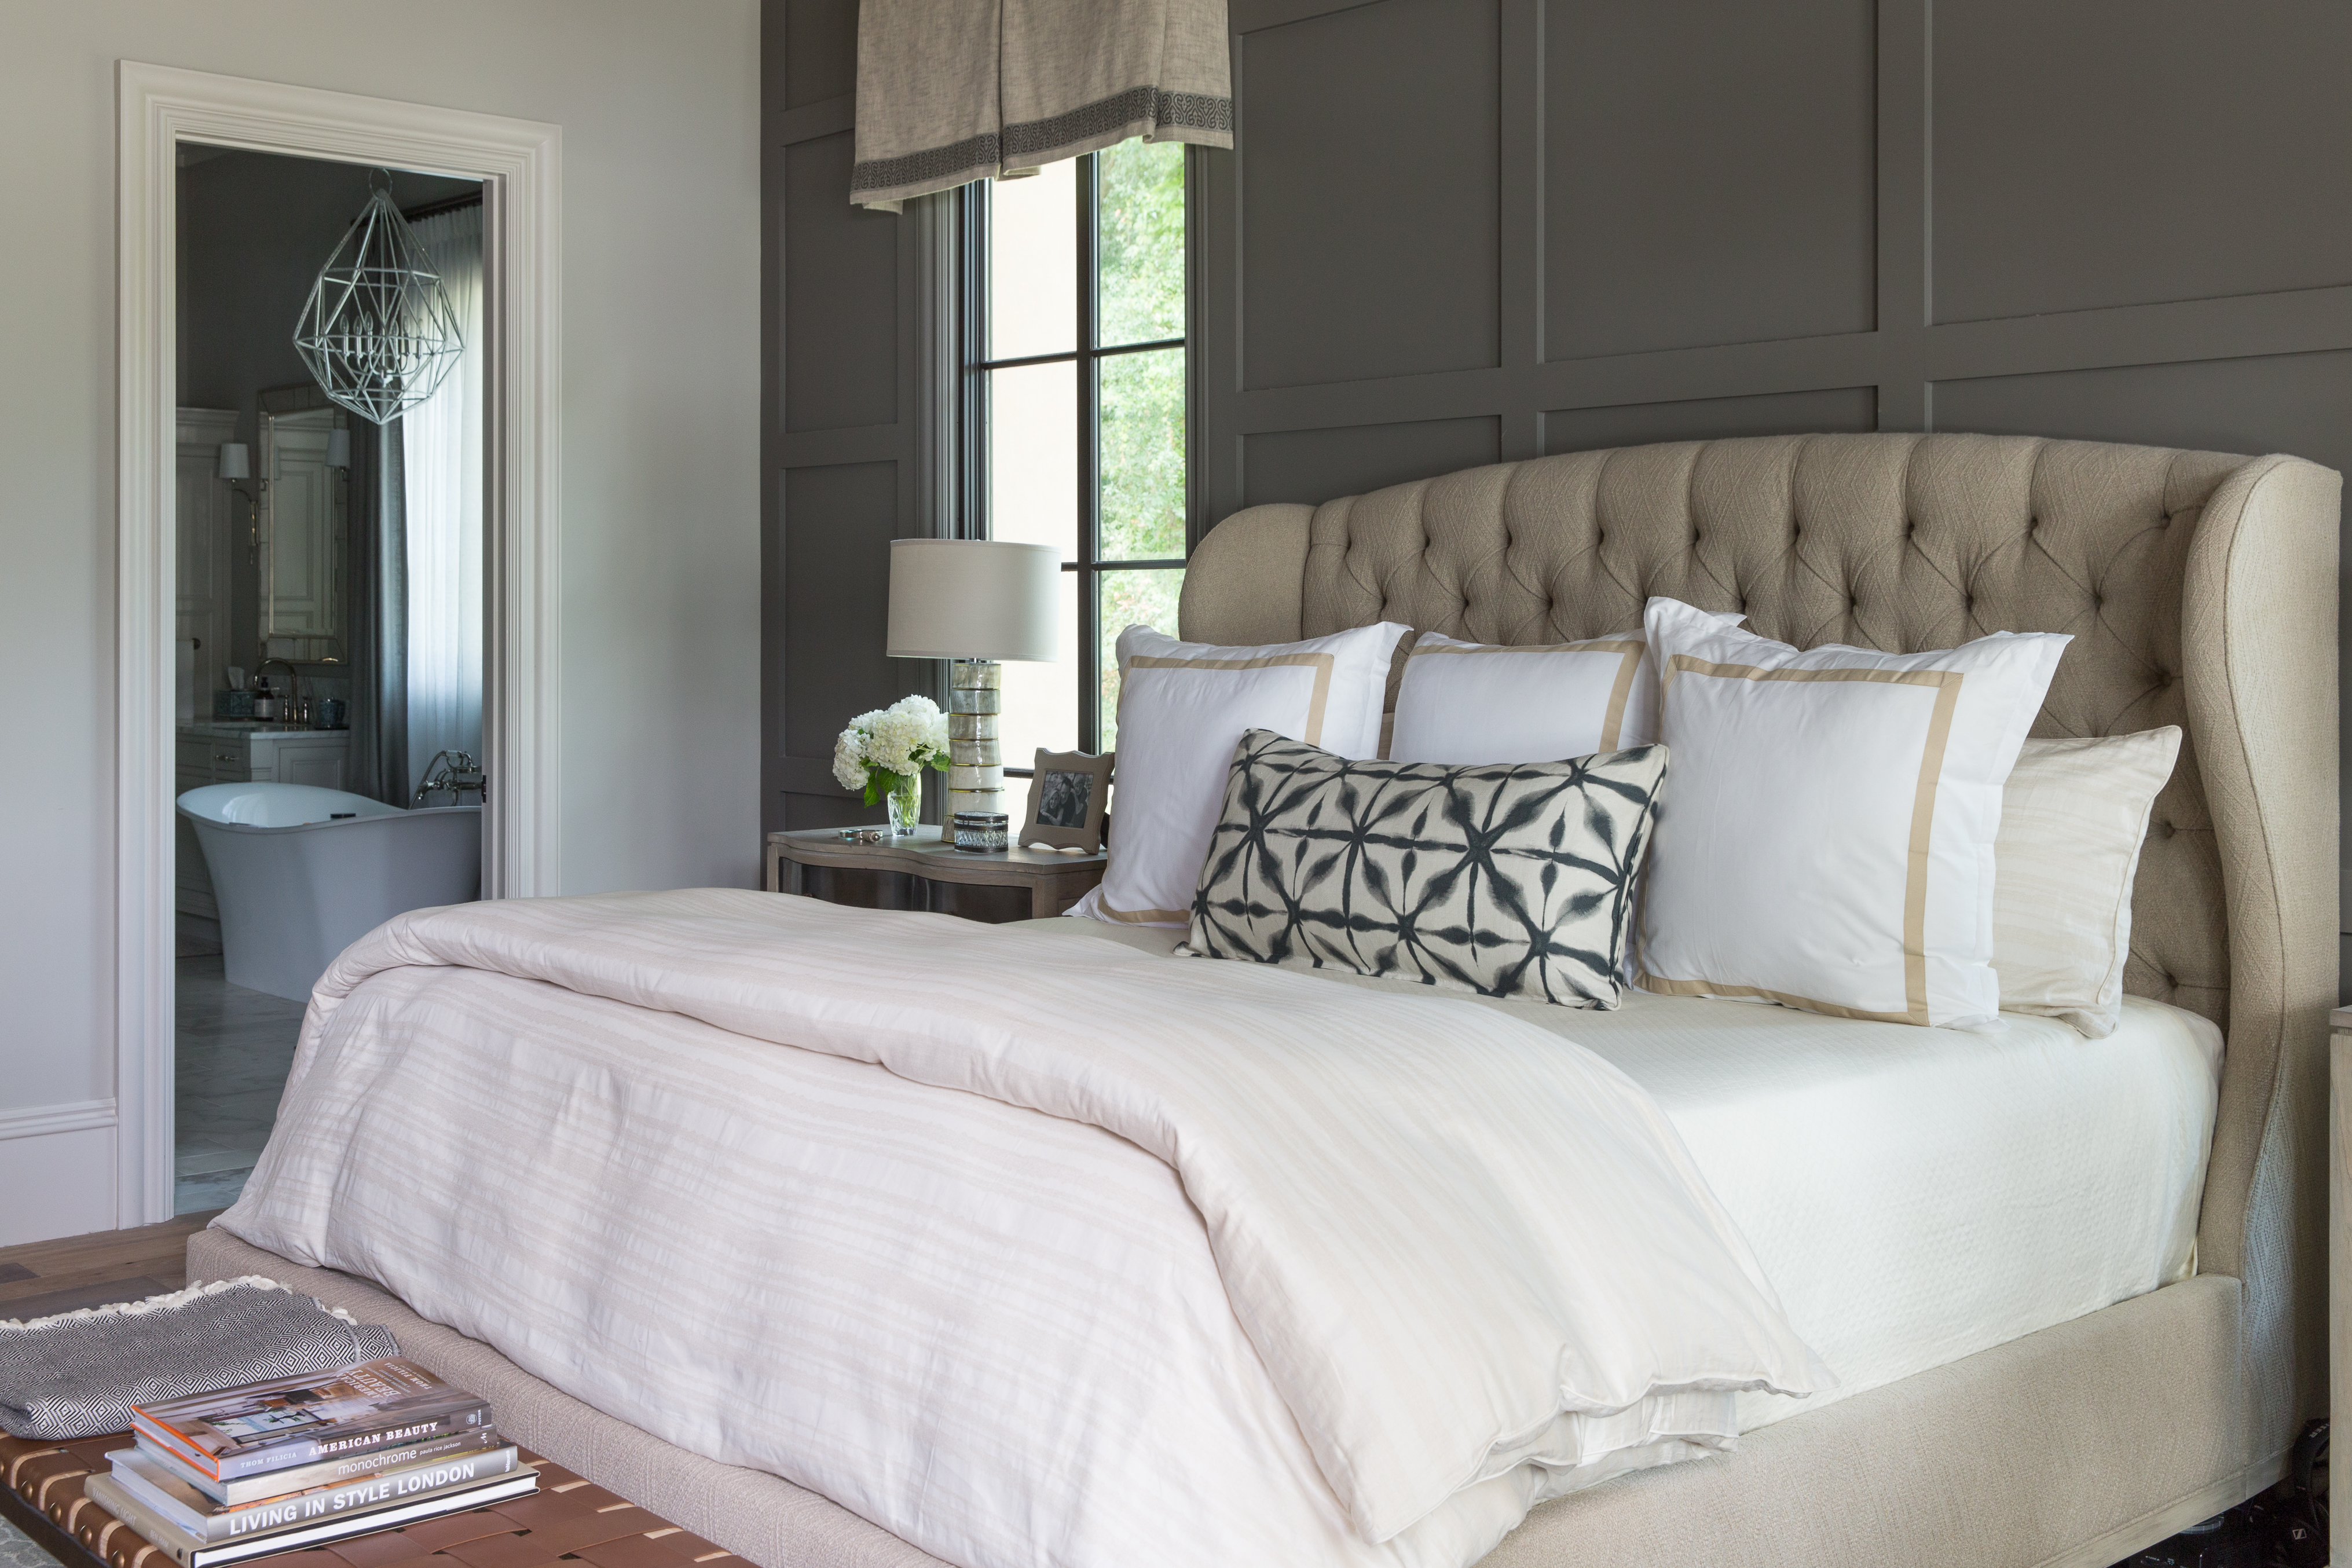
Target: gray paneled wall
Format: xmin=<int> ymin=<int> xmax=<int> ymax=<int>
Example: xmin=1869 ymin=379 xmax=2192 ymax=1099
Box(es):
xmin=767 ymin=0 xmax=945 ymax=833
xmin=1202 ymin=0 xmax=2352 ymax=511
xmin=770 ymin=0 xmax=2351 ymax=933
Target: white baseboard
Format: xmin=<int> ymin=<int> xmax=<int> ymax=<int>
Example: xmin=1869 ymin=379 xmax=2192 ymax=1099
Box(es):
xmin=0 ymin=1100 xmax=121 ymax=1247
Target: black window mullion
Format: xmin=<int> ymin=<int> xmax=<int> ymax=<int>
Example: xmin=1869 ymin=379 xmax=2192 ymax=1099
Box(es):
xmin=959 ymin=185 xmax=989 ymax=541
xmin=1076 ymin=153 xmax=1103 ymax=754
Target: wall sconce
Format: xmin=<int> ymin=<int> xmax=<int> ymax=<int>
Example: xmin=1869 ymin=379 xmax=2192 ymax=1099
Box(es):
xmin=217 ymin=441 xmax=262 ymax=563
xmin=325 ymin=428 xmax=351 ymax=470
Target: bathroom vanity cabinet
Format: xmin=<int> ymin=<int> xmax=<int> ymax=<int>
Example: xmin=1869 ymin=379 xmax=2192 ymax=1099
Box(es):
xmin=175 ymin=723 xmax=351 ymax=923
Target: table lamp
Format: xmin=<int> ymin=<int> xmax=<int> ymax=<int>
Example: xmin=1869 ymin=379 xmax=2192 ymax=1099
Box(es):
xmin=887 ymin=538 xmax=1061 ymax=823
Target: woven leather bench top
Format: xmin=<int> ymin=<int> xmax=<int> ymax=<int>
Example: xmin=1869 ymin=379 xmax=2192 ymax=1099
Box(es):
xmin=0 ymin=1434 xmax=740 ymax=1568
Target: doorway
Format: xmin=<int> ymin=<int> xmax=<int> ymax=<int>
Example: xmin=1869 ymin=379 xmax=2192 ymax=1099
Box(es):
xmin=117 ymin=62 xmax=562 ymax=1228
xmin=171 ymin=149 xmax=486 ymax=1214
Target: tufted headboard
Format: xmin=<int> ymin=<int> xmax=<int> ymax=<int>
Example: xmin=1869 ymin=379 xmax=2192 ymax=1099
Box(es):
xmin=1181 ymin=431 xmax=2338 ymax=1456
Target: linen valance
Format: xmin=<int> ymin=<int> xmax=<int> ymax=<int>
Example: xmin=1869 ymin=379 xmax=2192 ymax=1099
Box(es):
xmin=851 ymin=0 xmax=1232 ymax=210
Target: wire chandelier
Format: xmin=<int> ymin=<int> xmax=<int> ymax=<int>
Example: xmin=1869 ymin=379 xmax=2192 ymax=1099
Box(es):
xmin=292 ymin=173 xmax=464 ymax=426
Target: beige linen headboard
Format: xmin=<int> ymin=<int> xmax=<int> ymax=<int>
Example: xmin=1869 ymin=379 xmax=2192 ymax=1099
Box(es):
xmin=1181 ymin=431 xmax=2339 ymax=1457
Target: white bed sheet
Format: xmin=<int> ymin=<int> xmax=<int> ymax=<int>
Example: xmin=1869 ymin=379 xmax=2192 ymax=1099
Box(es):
xmin=1034 ymin=920 xmax=2223 ymax=1431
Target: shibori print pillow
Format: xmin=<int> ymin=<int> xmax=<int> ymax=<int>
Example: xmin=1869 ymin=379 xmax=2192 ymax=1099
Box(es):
xmin=1184 ymin=728 xmax=1668 ymax=1007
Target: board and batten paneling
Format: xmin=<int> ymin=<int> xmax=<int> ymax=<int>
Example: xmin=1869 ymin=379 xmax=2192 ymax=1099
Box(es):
xmin=1200 ymin=0 xmax=2350 ymax=978
xmin=769 ymin=0 xmax=2349 ymax=952
xmin=765 ymin=0 xmax=948 ymax=835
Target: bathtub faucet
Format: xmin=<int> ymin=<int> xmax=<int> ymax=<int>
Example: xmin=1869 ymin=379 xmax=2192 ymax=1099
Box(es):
xmin=414 ymin=750 xmax=486 ymax=807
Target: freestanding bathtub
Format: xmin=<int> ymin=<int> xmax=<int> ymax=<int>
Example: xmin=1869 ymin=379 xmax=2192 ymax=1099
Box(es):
xmin=178 ymin=782 xmax=481 ymax=1001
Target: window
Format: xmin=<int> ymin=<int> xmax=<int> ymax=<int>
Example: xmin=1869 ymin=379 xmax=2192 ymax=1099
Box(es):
xmin=961 ymin=140 xmax=1190 ymax=770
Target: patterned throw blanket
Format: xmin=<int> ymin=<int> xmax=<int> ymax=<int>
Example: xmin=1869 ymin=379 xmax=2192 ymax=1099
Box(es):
xmin=0 ymin=1276 xmax=396 ymax=1439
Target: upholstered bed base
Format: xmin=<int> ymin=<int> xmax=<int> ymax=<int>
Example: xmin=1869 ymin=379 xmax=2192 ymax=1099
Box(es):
xmin=189 ymin=1227 xmax=2277 ymax=1568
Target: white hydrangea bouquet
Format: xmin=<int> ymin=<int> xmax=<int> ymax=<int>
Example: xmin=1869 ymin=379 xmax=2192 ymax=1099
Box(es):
xmin=833 ymin=694 xmax=951 ymax=833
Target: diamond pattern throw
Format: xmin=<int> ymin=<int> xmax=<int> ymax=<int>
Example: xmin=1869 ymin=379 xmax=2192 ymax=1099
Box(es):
xmin=1186 ymin=730 xmax=1668 ymax=1007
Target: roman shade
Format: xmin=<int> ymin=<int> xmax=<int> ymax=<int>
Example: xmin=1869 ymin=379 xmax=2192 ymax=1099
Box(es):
xmin=850 ymin=0 xmax=1234 ymax=210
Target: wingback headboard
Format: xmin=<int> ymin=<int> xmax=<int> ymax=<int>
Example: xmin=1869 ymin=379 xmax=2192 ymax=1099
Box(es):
xmin=1181 ymin=431 xmax=2339 ymax=1460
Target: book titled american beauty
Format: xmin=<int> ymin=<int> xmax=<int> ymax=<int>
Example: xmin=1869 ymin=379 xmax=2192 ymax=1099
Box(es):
xmin=132 ymin=1358 xmax=492 ymax=1482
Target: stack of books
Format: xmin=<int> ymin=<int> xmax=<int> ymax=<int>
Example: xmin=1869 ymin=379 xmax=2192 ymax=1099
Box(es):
xmin=83 ymin=1357 xmax=535 ymax=1567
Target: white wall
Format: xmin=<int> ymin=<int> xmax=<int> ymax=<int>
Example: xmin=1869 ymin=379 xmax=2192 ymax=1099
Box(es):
xmin=0 ymin=0 xmax=763 ymax=1244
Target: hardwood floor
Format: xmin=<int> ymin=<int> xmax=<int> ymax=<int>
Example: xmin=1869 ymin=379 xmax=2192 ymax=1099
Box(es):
xmin=0 ymin=1211 xmax=221 ymax=1321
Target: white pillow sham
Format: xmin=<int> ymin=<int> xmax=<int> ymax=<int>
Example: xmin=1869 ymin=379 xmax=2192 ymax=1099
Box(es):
xmin=1636 ymin=598 xmax=2070 ymax=1028
xmin=1992 ymin=727 xmax=2181 ymax=1038
xmin=1074 ymin=621 xmax=1411 ymax=927
xmin=1386 ymin=628 xmax=1684 ymax=764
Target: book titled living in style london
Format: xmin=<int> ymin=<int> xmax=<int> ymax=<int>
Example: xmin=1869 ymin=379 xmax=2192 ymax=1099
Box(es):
xmin=84 ymin=1468 xmax=538 ymax=1568
xmin=107 ymin=1442 xmax=527 ymax=1545
xmin=132 ymin=1358 xmax=492 ymax=1482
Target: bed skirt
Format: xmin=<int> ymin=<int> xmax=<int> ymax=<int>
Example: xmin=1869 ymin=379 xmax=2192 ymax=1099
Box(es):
xmin=186 ymin=1229 xmax=2274 ymax=1568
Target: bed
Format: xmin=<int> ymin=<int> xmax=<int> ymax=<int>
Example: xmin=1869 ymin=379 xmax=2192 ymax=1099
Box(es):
xmin=192 ymin=432 xmax=2339 ymax=1568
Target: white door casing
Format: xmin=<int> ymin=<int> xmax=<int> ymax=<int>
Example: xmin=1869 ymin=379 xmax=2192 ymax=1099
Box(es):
xmin=119 ymin=62 xmax=563 ymax=1227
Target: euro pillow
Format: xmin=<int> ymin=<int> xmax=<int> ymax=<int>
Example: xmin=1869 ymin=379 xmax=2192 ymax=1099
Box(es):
xmin=1992 ymin=727 xmax=2181 ymax=1037
xmin=1636 ymin=598 xmax=2070 ymax=1028
xmin=1074 ymin=621 xmax=1411 ymax=927
xmin=1184 ymin=728 xmax=1668 ymax=1006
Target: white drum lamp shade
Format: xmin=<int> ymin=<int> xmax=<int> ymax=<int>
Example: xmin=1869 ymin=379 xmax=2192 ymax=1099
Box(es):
xmin=886 ymin=539 xmax=1061 ymax=661
xmin=888 ymin=538 xmax=1063 ymax=829
xmin=217 ymin=442 xmax=250 ymax=481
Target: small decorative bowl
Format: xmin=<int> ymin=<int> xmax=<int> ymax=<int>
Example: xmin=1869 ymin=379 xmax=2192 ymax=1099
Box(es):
xmin=952 ymin=811 xmax=1009 ymax=853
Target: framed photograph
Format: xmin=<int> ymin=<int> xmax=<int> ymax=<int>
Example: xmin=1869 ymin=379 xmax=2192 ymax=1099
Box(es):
xmin=1021 ymin=749 xmax=1113 ymax=852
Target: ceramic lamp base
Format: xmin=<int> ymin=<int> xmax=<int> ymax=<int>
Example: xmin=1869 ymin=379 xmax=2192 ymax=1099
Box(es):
xmin=948 ymin=660 xmax=1006 ymax=825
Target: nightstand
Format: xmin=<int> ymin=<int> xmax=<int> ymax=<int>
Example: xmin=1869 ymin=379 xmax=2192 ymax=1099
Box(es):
xmin=765 ymin=825 xmax=1108 ymax=921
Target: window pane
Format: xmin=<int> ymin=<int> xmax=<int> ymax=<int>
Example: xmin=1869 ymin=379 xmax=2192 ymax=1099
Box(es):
xmin=1098 ymin=349 xmax=1185 ymax=560
xmin=1097 ymin=139 xmax=1185 ymax=347
xmin=987 ymin=161 xmax=1076 ymax=360
xmin=987 ymin=360 xmax=1078 ymax=562
xmin=1098 ymin=567 xmax=1184 ymax=750
xmin=1000 ymin=567 xmax=1080 ymax=770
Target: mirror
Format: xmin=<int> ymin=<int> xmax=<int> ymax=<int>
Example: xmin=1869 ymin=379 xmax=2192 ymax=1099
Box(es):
xmin=257 ymin=383 xmax=347 ymax=660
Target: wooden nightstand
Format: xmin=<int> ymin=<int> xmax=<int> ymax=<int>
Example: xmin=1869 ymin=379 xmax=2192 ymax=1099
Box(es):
xmin=765 ymin=825 xmax=1108 ymax=921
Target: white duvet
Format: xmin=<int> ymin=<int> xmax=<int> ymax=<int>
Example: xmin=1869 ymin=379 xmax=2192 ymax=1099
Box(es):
xmin=223 ymin=889 xmax=1829 ymax=1568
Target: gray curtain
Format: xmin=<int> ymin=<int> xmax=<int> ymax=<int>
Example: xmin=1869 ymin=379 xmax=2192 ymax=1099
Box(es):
xmin=344 ymin=418 xmax=409 ymax=804
xmin=849 ymin=0 xmax=1233 ymax=210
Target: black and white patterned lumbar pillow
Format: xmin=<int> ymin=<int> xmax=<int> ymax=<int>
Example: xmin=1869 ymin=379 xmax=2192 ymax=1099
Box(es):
xmin=1185 ymin=729 xmax=1668 ymax=1006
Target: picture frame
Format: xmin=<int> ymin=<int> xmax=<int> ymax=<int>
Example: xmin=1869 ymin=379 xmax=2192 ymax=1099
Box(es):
xmin=1021 ymin=749 xmax=1113 ymax=853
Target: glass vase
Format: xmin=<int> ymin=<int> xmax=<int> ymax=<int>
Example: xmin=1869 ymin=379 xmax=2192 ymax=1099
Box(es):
xmin=885 ymin=775 xmax=921 ymax=837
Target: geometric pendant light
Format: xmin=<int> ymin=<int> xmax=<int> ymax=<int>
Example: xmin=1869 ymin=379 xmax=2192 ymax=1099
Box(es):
xmin=292 ymin=174 xmax=464 ymax=426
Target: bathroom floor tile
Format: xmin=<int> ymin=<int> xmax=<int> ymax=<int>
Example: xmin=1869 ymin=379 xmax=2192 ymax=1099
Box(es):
xmin=175 ymin=1146 xmax=263 ymax=1177
xmin=175 ymin=1167 xmax=255 ymax=1215
xmin=175 ymin=954 xmax=304 ymax=1219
